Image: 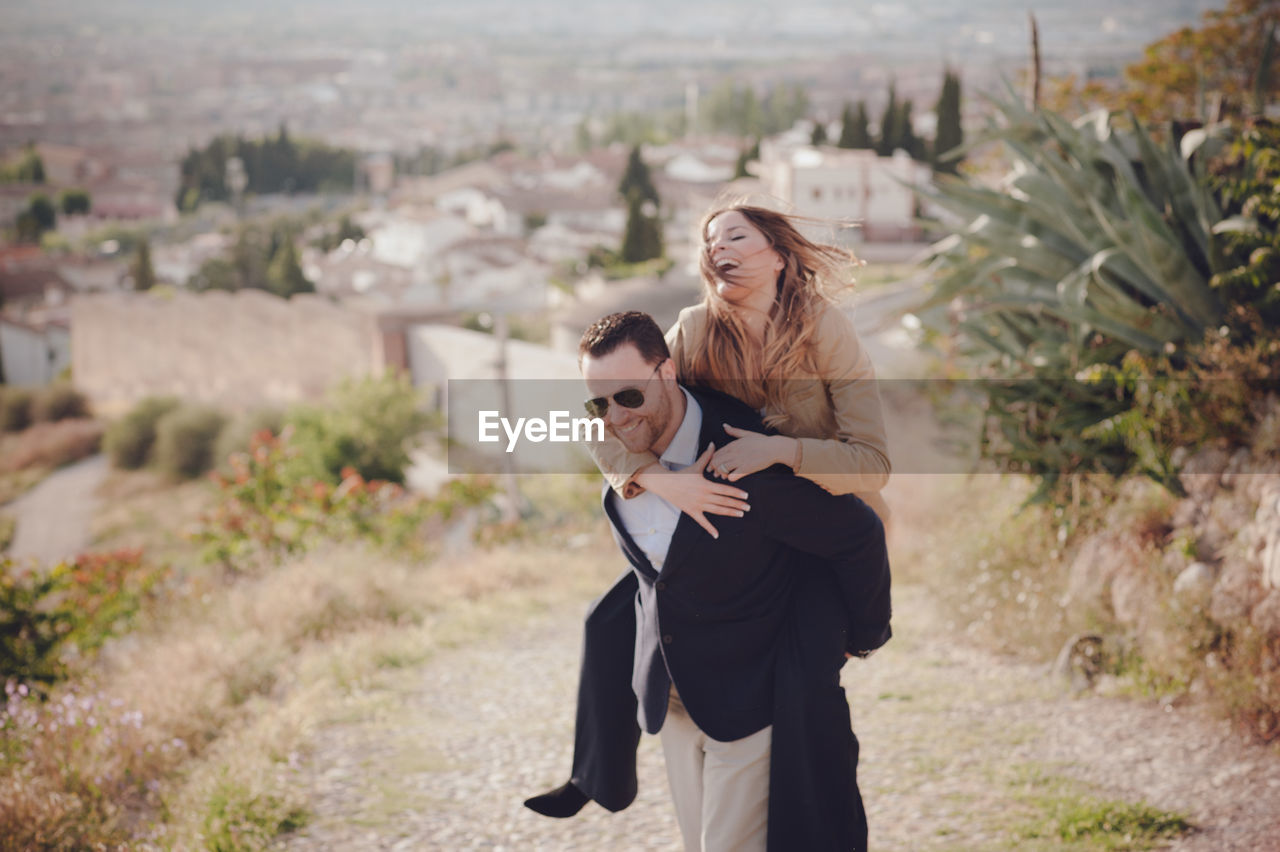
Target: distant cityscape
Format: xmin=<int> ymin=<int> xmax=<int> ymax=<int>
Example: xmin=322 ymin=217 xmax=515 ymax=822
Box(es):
xmin=0 ymin=0 xmax=1224 ymax=402
xmin=2 ymin=0 xmax=1221 ymax=163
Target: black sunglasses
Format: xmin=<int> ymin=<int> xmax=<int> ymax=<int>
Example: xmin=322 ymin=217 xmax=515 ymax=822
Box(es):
xmin=584 ymin=362 xmax=663 ymax=419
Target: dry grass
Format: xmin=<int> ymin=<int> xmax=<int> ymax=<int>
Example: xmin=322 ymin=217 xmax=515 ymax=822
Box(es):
xmin=0 ymin=418 xmax=103 ymax=475
xmin=89 ymin=468 xmax=216 ymax=565
xmin=1 ymin=470 xmax=613 ymax=850
xmin=153 ymin=535 xmax=614 ymax=849
xmin=885 ymin=473 xmax=1077 ymax=661
xmin=0 ymin=468 xmax=45 ymax=506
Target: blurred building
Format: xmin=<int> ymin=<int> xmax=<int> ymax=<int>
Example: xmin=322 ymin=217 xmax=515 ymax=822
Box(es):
xmin=0 ymin=247 xmax=70 ymax=314
xmin=0 ymin=314 xmax=70 ymax=386
xmin=360 ymin=152 xmax=395 ymax=196
xmin=757 ymin=141 xmax=933 ymax=242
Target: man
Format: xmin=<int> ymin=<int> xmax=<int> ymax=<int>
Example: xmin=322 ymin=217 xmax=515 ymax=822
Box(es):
xmin=531 ymin=311 xmax=890 ymax=850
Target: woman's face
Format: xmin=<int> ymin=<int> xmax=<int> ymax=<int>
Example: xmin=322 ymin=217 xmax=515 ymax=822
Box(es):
xmin=704 ymin=210 xmax=785 ymax=306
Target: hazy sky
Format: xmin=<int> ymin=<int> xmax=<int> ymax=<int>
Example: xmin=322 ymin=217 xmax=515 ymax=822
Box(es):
xmin=11 ymin=0 xmax=1222 ymax=50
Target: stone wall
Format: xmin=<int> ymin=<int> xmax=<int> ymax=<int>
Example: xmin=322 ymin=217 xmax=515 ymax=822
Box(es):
xmin=71 ymin=290 xmax=387 ymax=413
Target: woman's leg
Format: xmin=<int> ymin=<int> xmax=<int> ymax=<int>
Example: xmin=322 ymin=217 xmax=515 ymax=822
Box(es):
xmin=526 ymin=570 xmax=642 ymax=815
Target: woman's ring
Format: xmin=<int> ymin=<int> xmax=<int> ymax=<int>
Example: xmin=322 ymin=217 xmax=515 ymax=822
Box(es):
xmin=718 ymin=465 xmax=729 ymax=475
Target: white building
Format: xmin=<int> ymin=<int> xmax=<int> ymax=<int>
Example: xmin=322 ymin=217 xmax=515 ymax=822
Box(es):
xmin=0 ymin=316 xmax=71 ymax=386
xmin=757 ymin=142 xmax=933 ymax=243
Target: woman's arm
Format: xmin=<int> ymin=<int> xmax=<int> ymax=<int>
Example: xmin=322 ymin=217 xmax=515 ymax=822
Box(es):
xmin=790 ymin=307 xmax=891 ymax=495
xmin=709 ymin=305 xmax=890 ymax=505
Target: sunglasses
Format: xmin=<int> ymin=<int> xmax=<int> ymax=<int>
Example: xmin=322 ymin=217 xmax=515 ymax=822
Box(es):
xmin=584 ymin=362 xmax=664 ymax=419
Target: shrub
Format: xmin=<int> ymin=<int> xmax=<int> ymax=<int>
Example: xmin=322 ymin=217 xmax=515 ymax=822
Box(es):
xmin=213 ymin=407 xmax=285 ymax=473
xmin=30 ymin=384 xmax=88 ymax=423
xmin=198 ymin=429 xmax=494 ymax=568
xmin=0 ymin=389 xmax=33 ymax=433
xmin=103 ymin=396 xmax=180 ymax=470
xmin=153 ymin=405 xmax=228 ymax=480
xmin=0 ymin=419 xmax=104 ymax=474
xmin=285 ymin=372 xmax=431 ymax=485
xmin=0 ymin=550 xmax=164 ymax=685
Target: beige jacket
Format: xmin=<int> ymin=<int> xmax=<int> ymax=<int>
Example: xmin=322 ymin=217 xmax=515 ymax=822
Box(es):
xmin=590 ymin=301 xmax=891 ymax=522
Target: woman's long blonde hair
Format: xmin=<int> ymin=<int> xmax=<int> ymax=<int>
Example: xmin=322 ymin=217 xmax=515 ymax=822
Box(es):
xmin=682 ymin=202 xmax=859 ymax=420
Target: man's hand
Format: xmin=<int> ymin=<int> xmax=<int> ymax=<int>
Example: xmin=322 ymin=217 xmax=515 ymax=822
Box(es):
xmin=633 ymin=444 xmax=749 ymax=540
xmin=710 ymin=425 xmax=797 ymax=481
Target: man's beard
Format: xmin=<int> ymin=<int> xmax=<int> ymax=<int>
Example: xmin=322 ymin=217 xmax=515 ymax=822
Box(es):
xmin=612 ymin=387 xmax=672 ymax=454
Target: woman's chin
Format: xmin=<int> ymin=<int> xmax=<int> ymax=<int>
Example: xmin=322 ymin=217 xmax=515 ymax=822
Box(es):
xmin=715 ymin=280 xmax=749 ymax=303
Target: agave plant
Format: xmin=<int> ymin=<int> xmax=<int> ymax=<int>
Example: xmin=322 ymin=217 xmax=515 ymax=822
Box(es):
xmin=917 ymin=96 xmax=1234 ymax=497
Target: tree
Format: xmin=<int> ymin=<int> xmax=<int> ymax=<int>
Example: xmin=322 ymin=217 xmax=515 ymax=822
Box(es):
xmin=619 ymin=196 xmax=664 ymax=264
xmin=231 ymin=226 xmax=270 ymax=291
xmin=266 ymin=238 xmax=314 ymax=298
xmin=14 ymin=146 xmax=44 ymax=183
xmin=699 ymin=80 xmax=808 ymax=139
xmin=131 ymin=239 xmax=156 ymax=291
xmin=733 ymin=136 xmax=761 ymax=178
xmin=876 ymin=85 xmax=901 ymax=156
xmin=838 ymin=101 xmax=873 ymax=150
xmin=314 ymin=214 xmax=367 ymax=252
xmin=810 ymin=121 xmax=829 ymax=146
xmin=618 ymin=145 xmax=659 ymax=206
xmin=834 ymin=102 xmax=855 ymax=147
xmin=176 ymin=130 xmax=356 ymax=212
xmin=58 ymin=188 xmax=91 ymax=216
xmin=933 ymin=70 xmax=964 ymax=174
xmin=898 ymin=99 xmax=928 ymax=162
xmin=188 ymin=257 xmax=238 ymax=292
xmin=27 ymin=192 xmax=55 ymax=232
xmin=1126 ymin=0 xmax=1279 ymax=121
xmin=1044 ymin=0 xmax=1280 ymax=122
xmin=15 ymin=212 xmax=41 ymax=243
xmin=762 ymin=83 xmax=810 ymax=136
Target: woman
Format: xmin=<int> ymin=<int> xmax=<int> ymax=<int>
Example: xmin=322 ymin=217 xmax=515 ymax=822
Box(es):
xmin=528 ymin=202 xmax=891 ymax=851
xmin=597 ymin=203 xmax=890 ymax=525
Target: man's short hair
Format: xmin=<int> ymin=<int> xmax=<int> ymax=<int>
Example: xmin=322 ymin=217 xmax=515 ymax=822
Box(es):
xmin=578 ymin=311 xmax=671 ymax=366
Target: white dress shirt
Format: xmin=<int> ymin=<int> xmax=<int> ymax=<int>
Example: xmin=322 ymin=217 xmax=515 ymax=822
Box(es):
xmin=612 ymin=387 xmax=702 ymax=572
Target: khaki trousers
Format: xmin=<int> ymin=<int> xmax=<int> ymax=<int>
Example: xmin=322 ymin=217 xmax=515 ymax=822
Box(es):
xmin=659 ymin=686 xmax=771 ymax=852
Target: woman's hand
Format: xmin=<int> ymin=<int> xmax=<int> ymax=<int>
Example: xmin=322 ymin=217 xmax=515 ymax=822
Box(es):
xmin=711 ymin=425 xmax=797 ymax=481
xmin=633 ymin=445 xmax=750 ymax=540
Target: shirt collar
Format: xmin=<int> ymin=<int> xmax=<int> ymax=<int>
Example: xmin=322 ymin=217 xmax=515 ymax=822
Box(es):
xmin=659 ymin=386 xmax=701 ymax=470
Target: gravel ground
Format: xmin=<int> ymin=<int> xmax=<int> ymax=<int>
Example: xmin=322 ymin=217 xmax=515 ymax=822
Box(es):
xmin=275 ymin=581 xmax=1280 ymax=851
xmin=276 ymin=604 xmax=681 ymax=851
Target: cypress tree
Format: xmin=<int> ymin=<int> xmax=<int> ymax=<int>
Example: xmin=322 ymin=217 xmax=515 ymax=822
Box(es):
xmin=618 ymin=145 xmax=659 ymax=206
xmin=876 ymin=85 xmax=902 ymax=156
xmin=837 ymin=102 xmax=855 ymax=148
xmin=266 ymin=238 xmax=313 ymax=298
xmin=899 ymin=99 xmax=928 ymax=162
xmin=839 ymin=101 xmax=873 ymax=149
xmin=811 ymin=121 xmax=828 ymax=146
xmin=933 ymin=70 xmax=964 ymax=174
xmin=620 ymin=197 xmax=664 ymax=264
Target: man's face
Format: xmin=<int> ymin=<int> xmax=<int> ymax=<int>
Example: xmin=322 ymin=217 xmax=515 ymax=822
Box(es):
xmin=581 ymin=343 xmax=678 ymax=454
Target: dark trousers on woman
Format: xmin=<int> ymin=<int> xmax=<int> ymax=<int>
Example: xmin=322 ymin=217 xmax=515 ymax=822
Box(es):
xmin=565 ymin=567 xmax=868 ymax=851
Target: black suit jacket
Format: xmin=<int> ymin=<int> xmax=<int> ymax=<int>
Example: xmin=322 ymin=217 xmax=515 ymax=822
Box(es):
xmin=602 ymin=385 xmax=891 ymax=744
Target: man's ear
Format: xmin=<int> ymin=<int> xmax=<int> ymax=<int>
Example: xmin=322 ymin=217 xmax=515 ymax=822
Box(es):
xmin=658 ymin=357 xmax=678 ymax=381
